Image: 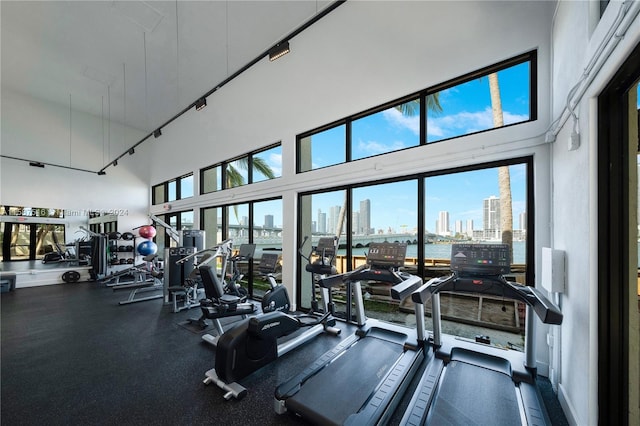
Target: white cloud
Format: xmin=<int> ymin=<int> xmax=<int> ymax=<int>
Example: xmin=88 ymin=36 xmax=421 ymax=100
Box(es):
xmin=356 ymin=139 xmax=406 ymax=156
xmin=381 ymin=108 xmax=420 ymax=135
xmin=428 ymin=107 xmax=529 ymax=138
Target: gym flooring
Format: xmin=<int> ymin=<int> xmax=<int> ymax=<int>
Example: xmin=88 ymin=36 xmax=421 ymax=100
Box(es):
xmin=0 ymin=282 xmax=568 ymax=425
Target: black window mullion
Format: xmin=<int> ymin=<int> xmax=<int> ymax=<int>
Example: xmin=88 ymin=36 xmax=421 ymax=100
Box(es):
xmin=417 ymin=178 xmax=425 ymax=278
xmin=345 ymin=120 xmax=352 ymax=162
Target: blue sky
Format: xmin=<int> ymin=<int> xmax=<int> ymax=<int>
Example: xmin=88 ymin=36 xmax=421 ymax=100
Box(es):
xmin=244 ymin=62 xmax=537 ymax=233
xmin=300 ymin=62 xmax=531 ymax=233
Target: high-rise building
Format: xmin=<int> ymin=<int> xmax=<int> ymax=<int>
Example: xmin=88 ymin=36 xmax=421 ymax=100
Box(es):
xmin=329 ymin=205 xmax=342 ymax=235
xmin=317 ymin=209 xmax=327 ymax=234
xmin=455 ymin=220 xmax=463 ymax=235
xmin=437 ymin=211 xmax=450 ymax=236
xmin=352 ymin=211 xmax=361 ymax=234
xmin=466 ymin=219 xmax=474 ymax=237
xmin=483 ymin=196 xmax=500 ymax=240
xmin=519 ymin=211 xmax=527 ymax=231
xmin=360 ymin=199 xmax=371 ymax=235
xmin=264 ymin=214 xmax=274 ymax=229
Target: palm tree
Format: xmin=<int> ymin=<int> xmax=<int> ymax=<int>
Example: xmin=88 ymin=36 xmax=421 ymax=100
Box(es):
xmin=334 ymin=95 xmax=442 ymax=240
xmin=488 ymin=72 xmax=514 ymax=261
xmin=226 ymin=156 xmax=276 ymax=223
xmin=226 ymin=156 xmax=276 ymax=189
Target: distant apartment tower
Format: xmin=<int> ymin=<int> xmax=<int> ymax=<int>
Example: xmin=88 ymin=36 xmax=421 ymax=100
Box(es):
xmin=317 ymin=210 xmax=327 ymax=234
xmin=466 ymin=219 xmax=474 ymax=237
xmin=483 ymin=196 xmax=500 ymax=240
xmin=360 ymin=199 xmax=371 ymax=235
xmin=329 ymin=205 xmax=342 ymax=235
xmin=454 ymin=220 xmax=463 ymax=235
xmin=264 ymin=214 xmax=274 ymax=229
xmin=352 ymin=211 xmax=361 ymax=235
xmin=519 ymin=211 xmax=527 ymax=231
xmin=437 ymin=211 xmax=450 ymax=236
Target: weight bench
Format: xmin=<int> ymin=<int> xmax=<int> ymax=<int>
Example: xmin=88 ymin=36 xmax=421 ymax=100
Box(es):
xmin=111 ymin=266 xmax=163 ymax=305
xmin=190 ymin=264 xmax=256 ymax=346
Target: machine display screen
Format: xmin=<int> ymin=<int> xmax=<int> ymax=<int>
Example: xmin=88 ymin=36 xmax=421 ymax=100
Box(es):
xmin=450 ymin=243 xmax=511 ymax=275
xmin=315 ymin=237 xmax=336 ymax=256
xmin=367 ymin=242 xmax=407 ymax=267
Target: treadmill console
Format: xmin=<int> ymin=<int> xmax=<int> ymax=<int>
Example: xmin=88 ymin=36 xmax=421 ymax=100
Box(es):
xmin=367 ymin=242 xmax=407 ymax=268
xmin=450 ymin=243 xmax=511 ymax=275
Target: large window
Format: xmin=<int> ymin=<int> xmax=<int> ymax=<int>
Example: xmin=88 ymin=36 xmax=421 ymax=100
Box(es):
xmin=352 ymin=100 xmax=421 ymax=161
xmin=152 ymin=173 xmax=194 ymax=205
xmin=297 ymin=52 xmax=535 ymax=172
xmin=298 ymin=124 xmax=346 ymax=172
xmin=200 ymin=198 xmax=283 ymax=300
xmin=200 ymin=143 xmax=282 ymax=194
xmin=427 ymin=60 xmax=532 ymax=142
xmin=298 ymin=158 xmax=532 ymax=349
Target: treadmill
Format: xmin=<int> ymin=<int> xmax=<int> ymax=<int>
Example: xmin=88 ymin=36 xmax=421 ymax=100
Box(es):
xmin=401 ymin=243 xmax=563 ymax=425
xmin=274 ymin=242 xmax=426 ymax=426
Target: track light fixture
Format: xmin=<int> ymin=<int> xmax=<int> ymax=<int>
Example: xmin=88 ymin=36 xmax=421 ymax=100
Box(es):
xmin=195 ymin=97 xmax=207 ymax=111
xmin=268 ymin=41 xmax=290 ymax=61
xmin=128 ymin=148 xmax=135 ymax=155
xmin=29 ymin=161 xmax=45 ymax=168
xmin=154 ymin=128 xmax=162 ymax=138
xmin=113 ymin=160 xmax=118 ymax=167
xmin=98 ymin=171 xmax=106 ymax=176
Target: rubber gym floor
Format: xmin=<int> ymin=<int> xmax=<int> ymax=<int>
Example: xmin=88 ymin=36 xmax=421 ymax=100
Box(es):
xmin=0 ymin=281 xmax=569 ymax=426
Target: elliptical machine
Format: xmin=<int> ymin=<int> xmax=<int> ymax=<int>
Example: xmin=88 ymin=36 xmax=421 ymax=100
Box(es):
xmin=202 ymin=237 xmax=342 ymax=400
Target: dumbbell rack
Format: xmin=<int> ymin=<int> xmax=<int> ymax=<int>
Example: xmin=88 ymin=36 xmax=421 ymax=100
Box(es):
xmin=108 ymin=235 xmax=138 ymax=268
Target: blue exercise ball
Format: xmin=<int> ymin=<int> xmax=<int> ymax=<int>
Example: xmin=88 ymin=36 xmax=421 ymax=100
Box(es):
xmin=137 ymin=241 xmax=157 ymax=256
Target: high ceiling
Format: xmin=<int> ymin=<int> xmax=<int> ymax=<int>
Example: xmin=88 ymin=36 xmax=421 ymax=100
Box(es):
xmin=1 ymin=0 xmax=336 ymax=139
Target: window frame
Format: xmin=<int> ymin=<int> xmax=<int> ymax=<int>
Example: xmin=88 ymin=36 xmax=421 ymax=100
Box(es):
xmin=296 ymin=156 xmax=534 ymax=319
xmin=296 ymin=51 xmax=537 ymax=173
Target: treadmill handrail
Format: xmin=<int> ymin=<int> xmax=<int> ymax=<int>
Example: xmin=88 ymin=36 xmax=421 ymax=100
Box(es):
xmin=412 ymin=273 xmax=563 ymax=325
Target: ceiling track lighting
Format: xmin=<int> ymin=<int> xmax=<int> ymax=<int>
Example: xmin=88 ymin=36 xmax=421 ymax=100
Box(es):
xmin=113 ymin=160 xmax=118 ymax=167
xmin=97 ymin=171 xmax=106 ymax=176
xmin=29 ymin=161 xmax=45 ymax=168
xmin=93 ymin=2 xmax=343 ymax=175
xmin=268 ymin=41 xmax=290 ymax=61
xmin=128 ymin=148 xmax=135 ymax=155
xmin=195 ymin=97 xmax=207 ymax=111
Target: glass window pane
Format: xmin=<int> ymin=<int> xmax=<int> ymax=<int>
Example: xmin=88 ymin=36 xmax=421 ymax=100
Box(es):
xmin=180 ymin=211 xmax=194 ymax=231
xmin=168 ymin=181 xmax=177 ymax=202
xmin=351 ymin=180 xmax=418 ymax=327
xmin=252 ymin=199 xmax=283 ymax=299
xmin=351 ymin=100 xmax=420 ymax=161
xmin=201 ymin=166 xmax=221 ymax=194
xmin=427 ymin=61 xmax=531 ymax=143
xmin=424 ymin=163 xmax=528 ymax=350
xmin=153 ymin=184 xmax=165 ymax=205
xmin=252 ymin=145 xmax=282 ymax=183
xmin=298 ymin=124 xmax=346 ymax=172
xmin=201 ymin=207 xmax=222 ymax=249
xmin=227 ymin=203 xmax=249 ymax=241
xmin=299 ymin=189 xmax=347 ymax=312
xmin=226 ymin=158 xmax=248 ymax=188
xmin=180 ymin=175 xmax=194 ymax=199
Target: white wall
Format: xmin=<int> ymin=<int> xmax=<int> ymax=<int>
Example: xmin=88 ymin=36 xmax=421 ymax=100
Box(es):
xmin=550 ymin=1 xmax=640 ymax=425
xmin=1 ymin=88 xmax=151 ymax=239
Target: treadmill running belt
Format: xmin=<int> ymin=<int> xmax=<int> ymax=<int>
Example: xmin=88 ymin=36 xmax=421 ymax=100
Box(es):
xmin=286 ymin=337 xmax=403 ymax=426
xmin=426 ymin=360 xmax=520 ymax=426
